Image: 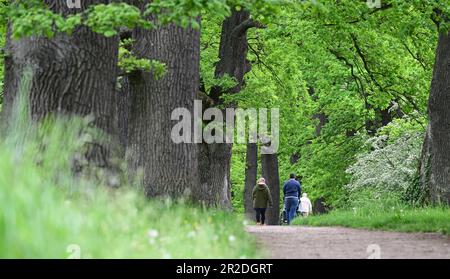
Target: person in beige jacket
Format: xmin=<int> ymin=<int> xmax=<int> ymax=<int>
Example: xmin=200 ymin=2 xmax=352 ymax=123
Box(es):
xmin=300 ymin=193 xmax=313 ymax=217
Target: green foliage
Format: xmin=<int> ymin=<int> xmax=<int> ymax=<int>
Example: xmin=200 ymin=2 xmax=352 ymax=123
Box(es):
xmin=0 ymin=0 xmax=7 ymax=28
xmin=230 ymin=144 xmax=246 ymax=213
xmin=7 ymin=0 xmax=229 ymax=39
xmin=209 ymin=74 xmax=239 ymax=95
xmin=7 ymin=3 xmax=74 ymax=38
xmin=118 ymin=39 xmax=166 ymax=78
xmin=345 ymin=188 xmax=405 ymax=212
xmin=224 ymin=0 xmax=441 ymax=208
xmin=147 ymin=0 xmax=231 ymax=28
xmin=377 ymin=116 xmax=426 ymax=141
xmin=199 ymin=17 xmax=239 ymax=93
xmin=85 ymin=3 xmax=152 ymax=37
xmin=199 ymin=14 xmax=226 ymax=91
xmin=403 ymin=173 xmax=429 ymax=206
xmin=293 ymin=204 xmax=450 ymax=235
xmin=4 ymin=1 xmax=118 ymax=38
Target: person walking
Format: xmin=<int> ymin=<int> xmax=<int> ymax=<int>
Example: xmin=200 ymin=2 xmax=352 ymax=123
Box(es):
xmin=283 ymin=173 xmax=302 ymax=225
xmin=300 ymin=193 xmax=313 ymax=217
xmin=252 ymin=178 xmax=273 ymax=226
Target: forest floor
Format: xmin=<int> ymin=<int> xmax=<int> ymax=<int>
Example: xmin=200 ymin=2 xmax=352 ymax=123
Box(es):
xmin=246 ymin=225 xmax=450 ymax=259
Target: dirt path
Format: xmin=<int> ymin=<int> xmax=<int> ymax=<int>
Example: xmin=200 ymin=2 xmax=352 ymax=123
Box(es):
xmin=246 ymin=225 xmax=450 ymax=259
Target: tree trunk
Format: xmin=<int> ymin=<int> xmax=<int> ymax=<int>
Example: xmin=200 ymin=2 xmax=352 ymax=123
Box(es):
xmin=198 ymin=10 xmax=260 ymax=208
xmin=422 ymin=30 xmax=450 ymax=204
xmin=116 ymin=77 xmax=131 ymax=149
xmin=244 ymin=143 xmax=258 ymax=219
xmin=418 ymin=125 xmax=431 ymax=203
xmin=2 ymin=0 xmax=121 ymax=167
xmin=261 ymin=151 xmax=280 ymax=225
xmin=309 ymin=86 xmax=329 ymax=137
xmin=126 ymin=18 xmax=200 ymax=199
xmin=197 ymin=142 xmax=232 ymax=207
xmin=313 ymin=112 xmax=328 ymax=136
xmin=209 ymin=10 xmax=254 ymax=101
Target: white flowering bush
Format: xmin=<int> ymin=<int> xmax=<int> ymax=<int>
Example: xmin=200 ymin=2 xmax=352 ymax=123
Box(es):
xmin=346 ymin=132 xmax=423 ymax=195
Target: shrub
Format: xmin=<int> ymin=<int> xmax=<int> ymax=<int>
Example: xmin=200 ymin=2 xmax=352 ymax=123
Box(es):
xmin=345 ymin=132 xmax=423 ymax=200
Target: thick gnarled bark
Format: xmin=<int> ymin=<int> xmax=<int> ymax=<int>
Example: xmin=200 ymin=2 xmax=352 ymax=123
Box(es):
xmin=197 ymin=143 xmax=232 ymax=207
xmin=421 ymin=30 xmax=450 ymax=204
xmin=261 ymin=151 xmax=280 ymax=225
xmin=2 ymin=0 xmax=120 ymax=167
xmin=198 ymin=10 xmax=260 ymax=208
xmin=418 ymin=125 xmax=431 ymax=203
xmin=126 ymin=20 xmax=200 ymax=199
xmin=244 ymin=143 xmax=258 ymax=219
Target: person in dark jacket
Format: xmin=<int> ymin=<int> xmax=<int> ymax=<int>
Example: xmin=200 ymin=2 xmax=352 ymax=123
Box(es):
xmin=252 ymin=177 xmax=273 ymax=225
xmin=283 ymin=173 xmax=302 ymax=225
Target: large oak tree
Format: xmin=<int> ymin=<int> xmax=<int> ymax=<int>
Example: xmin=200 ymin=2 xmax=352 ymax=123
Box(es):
xmin=420 ymin=28 xmax=450 ymax=204
xmin=123 ymin=2 xmax=200 ymax=199
xmin=197 ymin=9 xmax=264 ymax=208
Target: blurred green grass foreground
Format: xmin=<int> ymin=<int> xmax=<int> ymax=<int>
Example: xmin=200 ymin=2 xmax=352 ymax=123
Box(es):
xmin=0 ymin=72 xmax=258 ymax=259
xmin=0 ymin=118 xmax=258 ymax=259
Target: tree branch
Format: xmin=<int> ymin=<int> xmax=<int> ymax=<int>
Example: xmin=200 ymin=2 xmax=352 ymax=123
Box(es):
xmin=431 ymin=7 xmax=449 ymax=28
xmin=248 ymin=42 xmax=285 ymax=89
xmin=328 ymin=48 xmax=365 ymax=97
xmin=324 ymin=3 xmax=393 ymax=27
xmin=402 ymin=42 xmax=427 ymax=70
xmin=232 ymin=19 xmax=266 ymax=37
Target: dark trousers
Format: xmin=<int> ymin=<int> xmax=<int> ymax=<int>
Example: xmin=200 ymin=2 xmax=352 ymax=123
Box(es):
xmin=254 ymin=208 xmax=267 ymax=224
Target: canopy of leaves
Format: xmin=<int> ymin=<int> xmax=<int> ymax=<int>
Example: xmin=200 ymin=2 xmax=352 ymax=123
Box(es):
xmin=225 ymin=0 xmax=447 ymax=209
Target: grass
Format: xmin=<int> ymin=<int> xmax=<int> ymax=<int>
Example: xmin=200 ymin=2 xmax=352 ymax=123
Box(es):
xmin=0 ymin=119 xmax=259 ymax=258
xmin=293 ymin=207 xmax=450 ymax=235
xmin=0 ymin=73 xmax=259 ymax=258
xmin=0 ymin=120 xmax=260 ymax=258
